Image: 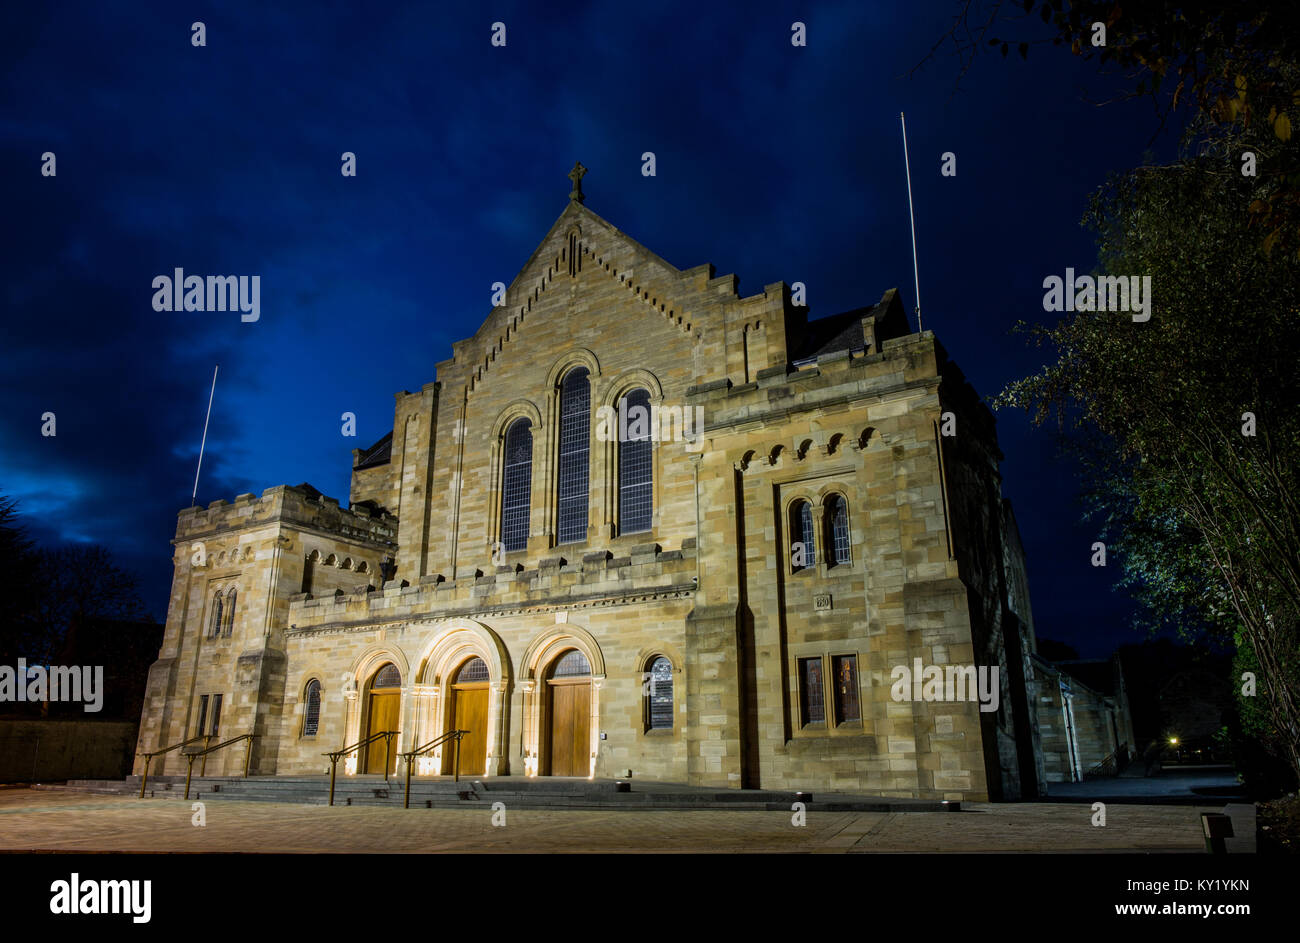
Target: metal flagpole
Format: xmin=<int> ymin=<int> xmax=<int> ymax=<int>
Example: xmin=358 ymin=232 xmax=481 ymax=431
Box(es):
xmin=192 ymin=365 xmax=219 ymax=508
xmin=899 ymin=112 xmax=923 ymax=334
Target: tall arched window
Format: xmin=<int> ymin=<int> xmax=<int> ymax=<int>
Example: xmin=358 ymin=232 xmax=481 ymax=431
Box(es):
xmin=646 ymin=655 xmax=673 ymax=730
xmin=301 ymin=680 xmax=321 ymax=737
xmin=618 ymin=388 xmax=653 ymax=534
xmin=557 ymin=367 xmax=591 ymax=543
xmin=223 ymin=588 xmax=237 ymax=637
xmin=209 ymin=591 xmax=224 ymax=638
xmin=826 ymin=494 xmax=851 ymax=566
xmin=501 ymin=418 xmax=533 ymax=553
xmin=791 ymin=500 xmax=816 ymax=571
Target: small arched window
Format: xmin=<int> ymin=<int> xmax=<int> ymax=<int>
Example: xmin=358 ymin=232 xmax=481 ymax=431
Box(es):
xmin=618 ymin=388 xmax=653 ymax=535
xmin=301 ymin=680 xmax=321 ymax=737
xmin=223 ymin=588 xmax=237 ymax=637
xmin=454 ymin=657 xmax=490 ymax=683
xmin=501 ymin=418 xmax=533 ymax=553
xmin=209 ymin=591 xmax=224 ymax=638
xmin=557 ymin=367 xmax=591 ymax=544
xmin=791 ymin=500 xmax=816 ymax=571
xmin=826 ymin=495 xmax=851 ymax=567
xmin=302 ymin=550 xmax=319 ymax=594
xmin=551 ymin=649 xmax=591 ymax=678
xmin=372 ymin=663 xmax=402 ymax=688
xmin=646 ymin=656 xmax=673 ymax=730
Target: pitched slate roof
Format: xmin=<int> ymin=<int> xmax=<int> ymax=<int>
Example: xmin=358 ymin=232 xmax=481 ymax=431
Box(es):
xmin=790 ymin=288 xmax=912 ymax=363
xmin=354 ymin=431 xmax=393 ymax=470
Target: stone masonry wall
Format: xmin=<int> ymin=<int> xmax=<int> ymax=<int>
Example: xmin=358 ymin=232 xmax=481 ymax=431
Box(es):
xmin=134 ymin=199 xmax=1034 ymax=802
xmin=135 ymin=487 xmax=396 ymax=776
xmin=687 ymin=330 xmax=994 ymax=799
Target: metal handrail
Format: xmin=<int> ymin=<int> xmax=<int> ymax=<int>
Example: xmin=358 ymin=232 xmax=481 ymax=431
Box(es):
xmin=323 ymin=730 xmax=399 ymax=806
xmin=183 ymin=733 xmax=257 ymax=799
xmin=1085 ymin=741 xmax=1129 ymax=779
xmin=137 ymin=735 xmax=210 ymax=798
xmin=397 ymin=729 xmax=468 ymax=808
xmin=400 ymin=729 xmax=468 ymax=761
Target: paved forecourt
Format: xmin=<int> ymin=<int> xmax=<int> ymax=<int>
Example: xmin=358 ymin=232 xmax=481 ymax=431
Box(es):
xmin=0 ymin=788 xmax=1217 ymax=853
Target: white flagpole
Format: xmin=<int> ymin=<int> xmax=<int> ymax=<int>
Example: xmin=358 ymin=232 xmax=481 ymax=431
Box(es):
xmin=899 ymin=112 xmax=923 ymax=334
xmin=192 ymin=365 xmax=219 ymax=507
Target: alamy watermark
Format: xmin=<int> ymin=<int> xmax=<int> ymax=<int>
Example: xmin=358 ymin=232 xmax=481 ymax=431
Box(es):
xmin=151 ymin=268 xmax=260 ymax=322
xmin=1042 ymin=268 xmax=1151 ymax=322
xmin=890 ymin=659 xmax=999 ymax=713
xmin=0 ymin=659 xmax=104 ymax=712
xmin=50 ymin=873 xmax=150 ymax=923
xmin=593 ymin=400 xmax=704 ymax=451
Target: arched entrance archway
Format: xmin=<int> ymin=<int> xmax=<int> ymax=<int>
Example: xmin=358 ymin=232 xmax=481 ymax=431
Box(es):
xmin=544 ymin=649 xmax=592 ymax=777
xmin=363 ymin=662 xmax=401 ymax=774
xmin=445 ymin=656 xmax=490 ymax=775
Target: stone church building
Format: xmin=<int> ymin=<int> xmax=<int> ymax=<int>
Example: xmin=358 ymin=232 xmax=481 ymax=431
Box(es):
xmin=136 ymin=165 xmax=1047 ymax=801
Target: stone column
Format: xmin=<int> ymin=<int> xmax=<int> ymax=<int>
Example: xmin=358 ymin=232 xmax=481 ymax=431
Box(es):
xmin=489 ymin=679 xmax=509 ymax=776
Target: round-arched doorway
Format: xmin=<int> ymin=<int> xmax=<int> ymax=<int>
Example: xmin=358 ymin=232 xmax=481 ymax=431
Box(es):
xmin=363 ymin=662 xmax=401 ymax=774
xmin=445 ymin=656 xmax=490 ymax=776
xmin=543 ymin=649 xmax=592 ymax=777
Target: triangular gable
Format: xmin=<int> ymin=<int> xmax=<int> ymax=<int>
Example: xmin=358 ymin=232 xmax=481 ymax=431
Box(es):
xmin=447 ymin=200 xmax=717 ymax=392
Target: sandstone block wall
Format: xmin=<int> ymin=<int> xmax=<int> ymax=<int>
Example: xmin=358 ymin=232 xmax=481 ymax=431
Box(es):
xmin=134 ymin=198 xmax=1041 ymax=801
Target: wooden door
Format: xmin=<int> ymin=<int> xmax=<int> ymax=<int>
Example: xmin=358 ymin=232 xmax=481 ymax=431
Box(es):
xmin=445 ymin=686 xmax=488 ymax=775
xmin=548 ymin=681 xmax=590 ymax=777
xmin=365 ymin=692 xmax=399 ymax=774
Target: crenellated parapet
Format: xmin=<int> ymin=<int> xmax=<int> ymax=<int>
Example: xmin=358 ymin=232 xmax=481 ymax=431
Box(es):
xmin=174 ymin=484 xmax=398 ymax=549
xmin=688 ymin=332 xmax=942 ymax=447
xmin=286 ymin=540 xmax=698 ymax=633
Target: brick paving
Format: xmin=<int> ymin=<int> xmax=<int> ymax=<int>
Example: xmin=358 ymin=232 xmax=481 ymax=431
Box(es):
xmin=0 ymin=787 xmax=1222 ymax=853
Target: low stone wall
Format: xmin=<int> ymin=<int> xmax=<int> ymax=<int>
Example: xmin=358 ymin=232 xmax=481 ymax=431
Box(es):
xmin=0 ymin=719 xmax=138 ymax=782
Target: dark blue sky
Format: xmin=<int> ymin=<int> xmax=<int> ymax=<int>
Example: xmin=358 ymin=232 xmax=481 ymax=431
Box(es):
xmin=1 ymin=1 xmax=1180 ymax=657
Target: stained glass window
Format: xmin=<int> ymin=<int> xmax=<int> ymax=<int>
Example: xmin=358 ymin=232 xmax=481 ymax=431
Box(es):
xmin=557 ymin=367 xmax=591 ymax=543
xmin=792 ymin=500 xmax=816 ymax=570
xmin=833 ymin=654 xmax=860 ymax=724
xmin=209 ymin=592 xmax=223 ymax=638
xmin=799 ymin=657 xmax=825 ymax=726
xmin=302 ymin=680 xmax=321 ymax=737
xmin=619 ymin=388 xmax=653 ymax=534
xmin=455 ymin=657 xmax=489 ymax=683
xmin=223 ymin=588 xmax=237 ymax=637
xmin=501 ymin=418 xmax=533 ymax=552
xmin=827 ymin=494 xmax=851 ymax=566
xmin=552 ymin=649 xmax=591 ymax=678
xmin=648 ymin=656 xmax=673 ymax=729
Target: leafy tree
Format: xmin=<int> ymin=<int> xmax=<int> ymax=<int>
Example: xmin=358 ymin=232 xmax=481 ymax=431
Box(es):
xmin=917 ymin=0 xmax=1300 ymax=785
xmin=994 ymin=130 xmax=1300 ymax=781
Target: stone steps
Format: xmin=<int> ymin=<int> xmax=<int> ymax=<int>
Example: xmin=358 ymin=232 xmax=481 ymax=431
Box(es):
xmin=41 ymin=776 xmax=959 ymax=813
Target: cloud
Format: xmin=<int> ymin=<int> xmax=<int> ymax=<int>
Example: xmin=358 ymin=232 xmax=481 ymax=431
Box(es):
xmin=1 ymin=0 xmax=1167 ymax=647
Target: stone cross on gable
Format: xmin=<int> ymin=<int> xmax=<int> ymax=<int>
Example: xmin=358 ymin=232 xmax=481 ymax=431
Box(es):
xmin=568 ymin=162 xmax=587 ymax=204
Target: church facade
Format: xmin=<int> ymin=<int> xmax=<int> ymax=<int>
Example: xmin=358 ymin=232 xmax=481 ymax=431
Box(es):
xmin=135 ymin=167 xmax=1045 ymax=801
